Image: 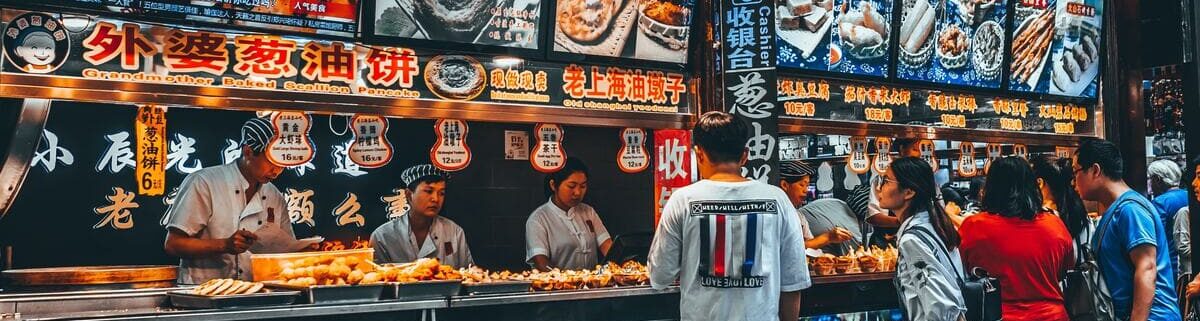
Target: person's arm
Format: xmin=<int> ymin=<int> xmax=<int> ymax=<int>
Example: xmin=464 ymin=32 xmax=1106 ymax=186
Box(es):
xmin=526 ymin=215 xmax=554 ymax=272
xmin=1187 ymin=274 xmax=1200 ymax=298
xmin=945 ymin=202 xmax=965 ymax=228
xmin=1128 ymin=244 xmax=1158 ymax=321
xmin=779 ymin=290 xmax=801 ymax=321
xmin=599 ymin=239 xmax=614 ymax=258
xmin=648 ymin=192 xmax=686 ymax=289
xmin=589 ymin=211 xmax=613 ymax=258
xmin=1175 ymin=208 xmax=1190 ymax=272
xmin=805 ymin=228 xmax=854 ymax=249
xmin=867 ymin=214 xmax=901 ymax=228
xmin=165 ymin=228 xmax=256 ymax=258
xmin=897 ymin=235 xmax=965 ymax=321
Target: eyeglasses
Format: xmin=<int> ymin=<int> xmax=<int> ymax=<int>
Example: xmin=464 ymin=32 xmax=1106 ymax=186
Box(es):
xmin=874 ymin=176 xmax=896 ymax=191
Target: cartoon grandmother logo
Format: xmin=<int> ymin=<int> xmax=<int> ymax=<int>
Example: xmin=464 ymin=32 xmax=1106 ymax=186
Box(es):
xmin=4 ymin=12 xmax=70 ymax=74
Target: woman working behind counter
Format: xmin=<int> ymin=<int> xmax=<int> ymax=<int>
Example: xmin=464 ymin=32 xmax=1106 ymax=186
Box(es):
xmin=526 ymin=158 xmax=613 ymax=272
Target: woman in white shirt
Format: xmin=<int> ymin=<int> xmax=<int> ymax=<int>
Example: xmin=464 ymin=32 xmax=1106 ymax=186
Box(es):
xmin=877 ymin=157 xmax=966 ymax=321
xmin=526 ymin=158 xmax=612 ymax=272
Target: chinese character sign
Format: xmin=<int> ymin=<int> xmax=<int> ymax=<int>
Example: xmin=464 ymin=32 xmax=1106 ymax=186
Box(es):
xmin=431 ymin=119 xmax=472 ymax=171
xmin=617 ymin=128 xmax=649 ymax=173
xmin=984 ymin=143 xmax=1004 ymax=174
xmin=872 ymin=137 xmax=893 ymax=175
xmin=348 ymin=115 xmax=393 ymax=168
xmin=135 ymin=105 xmax=167 ymax=196
xmin=267 ymin=112 xmax=315 ymax=166
xmin=958 ymin=142 xmax=978 ymax=177
xmin=847 ymin=137 xmax=870 ymax=174
xmin=654 ymin=129 xmax=693 ymax=227
xmin=531 ymin=123 xmax=566 ymax=173
xmin=715 ymin=0 xmax=780 ymax=183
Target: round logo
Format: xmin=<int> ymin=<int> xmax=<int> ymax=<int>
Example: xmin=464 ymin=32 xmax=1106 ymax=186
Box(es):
xmin=4 ymin=12 xmax=71 ymax=74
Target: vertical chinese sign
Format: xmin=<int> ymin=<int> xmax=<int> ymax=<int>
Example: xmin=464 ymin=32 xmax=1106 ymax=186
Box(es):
xmin=135 ymin=105 xmax=166 ymax=196
xmin=716 ymin=0 xmax=780 ymax=183
xmin=654 ymin=129 xmax=693 ymax=227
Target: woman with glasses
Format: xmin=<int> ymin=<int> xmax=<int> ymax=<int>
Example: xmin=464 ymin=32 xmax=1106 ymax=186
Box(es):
xmin=878 ymin=157 xmax=966 ymax=321
xmin=960 ymin=156 xmax=1073 ymax=321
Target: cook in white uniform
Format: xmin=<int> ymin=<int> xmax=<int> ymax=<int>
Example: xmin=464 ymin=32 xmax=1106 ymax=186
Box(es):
xmin=163 ymin=118 xmax=291 ymax=284
xmin=649 ymin=112 xmax=810 ymax=321
xmin=371 ymin=164 xmax=474 ymax=268
xmin=526 ymin=157 xmax=612 ymax=272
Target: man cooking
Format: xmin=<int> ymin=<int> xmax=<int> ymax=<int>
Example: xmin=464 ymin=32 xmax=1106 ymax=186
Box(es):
xmin=163 ymin=118 xmax=291 ymax=284
xmin=371 ymin=164 xmax=474 ymax=268
xmin=778 ymin=160 xmax=857 ymax=253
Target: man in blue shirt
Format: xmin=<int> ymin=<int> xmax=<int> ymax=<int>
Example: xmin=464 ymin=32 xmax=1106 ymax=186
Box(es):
xmin=1074 ymin=138 xmax=1180 ymax=321
xmin=1149 ymin=159 xmax=1188 ymax=273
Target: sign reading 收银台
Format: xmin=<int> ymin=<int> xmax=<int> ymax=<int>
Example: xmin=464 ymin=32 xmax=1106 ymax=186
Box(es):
xmin=714 ymin=0 xmax=780 ymax=184
xmin=0 ymin=10 xmax=690 ymax=116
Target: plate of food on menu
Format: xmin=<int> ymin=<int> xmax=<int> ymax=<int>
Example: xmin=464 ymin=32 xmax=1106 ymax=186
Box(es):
xmin=837 ymin=0 xmax=890 ymax=60
xmin=424 ymin=55 xmax=488 ymax=101
xmin=1049 ymin=21 xmax=1100 ymax=96
xmin=898 ymin=0 xmax=937 ymax=68
xmin=971 ymin=20 xmax=1004 ymax=80
xmin=777 ymin=0 xmax=836 ymax=58
xmin=555 ymin=0 xmax=638 ymax=57
xmin=1010 ymin=8 xmax=1055 ymax=89
xmin=636 ymin=0 xmax=691 ymax=55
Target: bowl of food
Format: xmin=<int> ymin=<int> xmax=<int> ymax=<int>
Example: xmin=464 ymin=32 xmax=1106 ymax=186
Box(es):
xmin=936 ymin=24 xmax=970 ymax=69
xmin=957 ymin=0 xmax=997 ymax=26
xmin=971 ymin=21 xmax=1004 ymax=80
xmin=638 ymin=0 xmax=691 ymax=50
xmin=857 ymin=256 xmax=881 ymax=273
xmin=899 ymin=0 xmax=936 ymax=67
xmin=833 ymin=256 xmax=857 ymax=274
xmin=811 ymin=255 xmax=837 ymax=276
xmin=838 ymin=1 xmax=890 ymax=59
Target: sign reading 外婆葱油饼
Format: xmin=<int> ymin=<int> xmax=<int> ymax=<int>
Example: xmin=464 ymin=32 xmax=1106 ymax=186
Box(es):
xmin=776 ymin=75 xmax=1096 ymax=135
xmin=0 ymin=10 xmax=691 ymax=116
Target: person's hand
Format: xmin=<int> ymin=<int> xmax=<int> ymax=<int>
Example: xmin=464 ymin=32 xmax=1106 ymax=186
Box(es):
xmin=826 ymin=228 xmax=855 ymax=244
xmin=224 ymin=229 xmax=258 ymax=254
xmin=1187 ymin=275 xmax=1200 ymax=298
xmin=945 ymin=202 xmax=962 ymax=216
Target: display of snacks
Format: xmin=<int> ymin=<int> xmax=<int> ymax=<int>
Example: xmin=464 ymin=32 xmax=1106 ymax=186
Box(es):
xmin=459 ymin=260 xmax=649 ymax=291
xmin=274 ymin=255 xmax=460 ymax=287
xmin=250 ymin=248 xmax=374 ymax=282
xmin=192 ymin=279 xmax=267 ymax=296
xmin=1010 ymin=9 xmax=1055 ymax=85
xmin=837 ymin=1 xmax=890 ymax=59
xmin=936 ymin=24 xmax=970 ymax=69
xmin=808 ymin=246 xmax=897 ymax=276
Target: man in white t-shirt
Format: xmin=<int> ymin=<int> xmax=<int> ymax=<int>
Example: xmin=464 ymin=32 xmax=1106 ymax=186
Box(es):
xmin=648 ymin=111 xmax=811 ymax=321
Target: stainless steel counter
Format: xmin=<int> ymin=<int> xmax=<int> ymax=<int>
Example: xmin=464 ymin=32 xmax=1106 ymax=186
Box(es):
xmin=450 ymin=286 xmax=679 ymax=308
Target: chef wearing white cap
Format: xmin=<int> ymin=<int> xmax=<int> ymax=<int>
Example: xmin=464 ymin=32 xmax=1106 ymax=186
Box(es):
xmin=163 ymin=117 xmax=290 ymax=284
xmin=370 ymin=164 xmax=474 ymax=268
xmin=526 ymin=157 xmax=612 ymax=272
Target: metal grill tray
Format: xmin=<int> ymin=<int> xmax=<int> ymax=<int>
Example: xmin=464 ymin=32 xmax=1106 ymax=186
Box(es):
xmin=461 ymin=280 xmax=532 ymax=295
xmin=167 ymin=290 xmax=299 ymax=309
xmin=263 ymin=282 xmax=385 ymax=304
xmin=386 ymin=279 xmax=462 ymax=300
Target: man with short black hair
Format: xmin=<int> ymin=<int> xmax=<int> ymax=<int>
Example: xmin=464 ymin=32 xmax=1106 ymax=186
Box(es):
xmin=780 ymin=160 xmax=856 ymax=253
xmin=1073 ymin=138 xmax=1180 ymax=321
xmin=649 ymin=111 xmax=810 ymax=321
xmin=371 ymin=164 xmax=473 ymax=268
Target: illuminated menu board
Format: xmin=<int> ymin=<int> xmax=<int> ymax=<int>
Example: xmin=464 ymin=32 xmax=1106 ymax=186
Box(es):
xmin=776 ymin=0 xmax=895 ymax=77
xmin=371 ymin=0 xmax=542 ymax=49
xmin=895 ymin=0 xmax=1008 ymax=89
xmin=1008 ymin=0 xmax=1103 ymax=98
xmin=551 ymin=0 xmax=694 ymax=64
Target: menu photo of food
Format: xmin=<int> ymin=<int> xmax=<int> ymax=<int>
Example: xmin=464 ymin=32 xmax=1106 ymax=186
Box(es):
xmin=777 ymin=0 xmax=893 ymax=77
xmin=897 ymin=0 xmax=1007 ymax=88
xmin=374 ymin=0 xmax=542 ymax=49
xmin=553 ymin=0 xmax=693 ymax=64
xmin=1047 ymin=0 xmax=1102 ymax=98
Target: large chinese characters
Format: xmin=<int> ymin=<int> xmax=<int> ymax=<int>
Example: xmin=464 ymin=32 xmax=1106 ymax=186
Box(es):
xmin=717 ymin=0 xmax=780 ymax=183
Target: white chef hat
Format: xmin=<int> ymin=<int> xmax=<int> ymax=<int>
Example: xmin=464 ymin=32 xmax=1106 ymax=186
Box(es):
xmin=240 ymin=117 xmax=275 ymax=153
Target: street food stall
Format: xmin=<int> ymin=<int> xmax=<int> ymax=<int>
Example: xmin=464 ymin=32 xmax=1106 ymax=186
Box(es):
xmin=0 ymin=0 xmax=1109 ymax=319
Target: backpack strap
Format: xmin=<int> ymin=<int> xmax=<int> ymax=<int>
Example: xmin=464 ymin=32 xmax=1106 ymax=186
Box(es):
xmin=905 ymin=224 xmax=965 ymax=286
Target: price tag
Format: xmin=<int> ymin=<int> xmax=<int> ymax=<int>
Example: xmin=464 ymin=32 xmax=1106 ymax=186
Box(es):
xmin=431 ymin=119 xmax=472 ymax=171
xmin=617 ymin=128 xmax=649 ymax=173
xmin=505 ymin=130 xmax=529 ymax=160
xmin=348 ymin=115 xmax=393 ymax=168
xmin=531 ymin=124 xmax=566 ymax=173
xmin=918 ymin=139 xmax=938 ymax=171
xmin=135 ymin=105 xmax=166 ymax=196
xmin=266 ymin=112 xmax=315 ymax=167
xmin=1013 ymin=144 xmax=1028 ymax=160
xmin=848 ymin=137 xmax=870 ymax=174
xmin=1055 ymin=146 xmax=1075 ymax=159
xmin=984 ymin=143 xmax=1004 ymax=174
xmin=958 ymin=142 xmax=978 ymax=177
xmin=872 ymin=137 xmax=893 ymax=175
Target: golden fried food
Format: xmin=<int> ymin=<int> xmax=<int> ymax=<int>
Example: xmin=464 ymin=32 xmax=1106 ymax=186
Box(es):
xmin=194 ymin=279 xmax=267 ymax=296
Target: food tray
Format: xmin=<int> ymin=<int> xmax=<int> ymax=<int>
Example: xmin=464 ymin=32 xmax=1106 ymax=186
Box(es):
xmin=250 ymin=248 xmax=374 ymax=282
xmin=899 ymin=0 xmax=936 ymax=67
xmin=168 ymin=290 xmax=299 ymax=309
xmin=1013 ymin=13 xmax=1052 ymax=87
xmin=461 ymin=280 xmax=533 ymax=295
xmin=264 ymin=282 xmax=385 ymax=304
xmin=386 ymin=279 xmax=463 ymax=300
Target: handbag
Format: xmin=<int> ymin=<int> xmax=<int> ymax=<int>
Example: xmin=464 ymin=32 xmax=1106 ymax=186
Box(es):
xmin=1062 ymin=200 xmax=1131 ymax=321
xmin=898 ymin=224 xmax=1002 ymax=321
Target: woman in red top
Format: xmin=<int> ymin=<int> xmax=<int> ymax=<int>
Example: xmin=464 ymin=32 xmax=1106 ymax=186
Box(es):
xmin=960 ymin=156 xmax=1074 ymax=321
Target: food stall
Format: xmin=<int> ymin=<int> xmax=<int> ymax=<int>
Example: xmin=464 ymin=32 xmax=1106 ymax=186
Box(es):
xmin=770 ymin=0 xmax=1104 ymax=317
xmin=0 ymin=0 xmax=695 ymax=319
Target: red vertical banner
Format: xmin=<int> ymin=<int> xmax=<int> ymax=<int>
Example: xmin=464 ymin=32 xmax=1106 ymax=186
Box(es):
xmin=654 ymin=129 xmax=693 ymax=228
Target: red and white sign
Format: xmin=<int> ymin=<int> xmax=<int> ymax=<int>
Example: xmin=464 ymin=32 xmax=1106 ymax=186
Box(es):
xmin=848 ymin=137 xmax=870 ymax=174
xmin=1013 ymin=144 xmax=1029 ymax=160
xmin=872 ymin=137 xmax=893 ymax=175
xmin=654 ymin=129 xmax=693 ymax=228
xmin=266 ymin=112 xmax=315 ymax=166
xmin=918 ymin=139 xmax=938 ymax=171
xmin=431 ymin=119 xmax=471 ymax=171
xmin=618 ymin=128 xmax=649 ymax=173
xmin=348 ymin=115 xmax=393 ymax=168
xmin=531 ymin=124 xmax=566 ymax=173
xmin=984 ymin=143 xmax=1004 ymax=174
xmin=958 ymin=142 xmax=978 ymax=177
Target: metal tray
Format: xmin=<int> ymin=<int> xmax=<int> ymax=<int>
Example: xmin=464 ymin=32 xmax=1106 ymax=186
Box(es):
xmin=263 ymin=282 xmax=385 ymax=304
xmin=385 ymin=279 xmax=462 ymax=300
xmin=167 ymin=290 xmax=299 ymax=309
xmin=461 ymin=280 xmax=532 ymax=295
